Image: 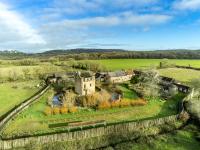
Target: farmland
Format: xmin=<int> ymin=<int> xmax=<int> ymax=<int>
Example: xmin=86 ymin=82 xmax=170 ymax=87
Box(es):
xmin=0 ymin=80 xmax=40 ymax=116
xmin=91 ymin=59 xmax=200 ymax=70
xmin=159 ymin=68 xmax=200 ymax=84
xmin=0 ymin=58 xmax=199 ymax=148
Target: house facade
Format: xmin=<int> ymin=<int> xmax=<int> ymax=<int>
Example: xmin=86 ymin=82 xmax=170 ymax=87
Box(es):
xmin=105 ymin=70 xmax=134 ymax=83
xmin=75 ymin=72 xmax=95 ymax=96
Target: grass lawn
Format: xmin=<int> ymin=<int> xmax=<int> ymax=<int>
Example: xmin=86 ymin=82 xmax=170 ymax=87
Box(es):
xmin=0 ymin=80 xmax=40 ymax=117
xmin=117 ymin=84 xmax=138 ymax=99
xmin=91 ymin=59 xmax=200 ymax=71
xmin=159 ymin=68 xmax=200 ymax=85
xmin=1 ymin=89 xmax=185 ymax=137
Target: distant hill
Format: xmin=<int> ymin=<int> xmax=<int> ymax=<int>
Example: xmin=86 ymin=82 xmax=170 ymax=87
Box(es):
xmin=40 ymin=48 xmax=126 ymax=55
xmin=1 ymin=48 xmax=200 ymax=59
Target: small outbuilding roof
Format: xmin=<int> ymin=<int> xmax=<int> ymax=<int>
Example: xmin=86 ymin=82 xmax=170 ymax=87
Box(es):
xmin=107 ymin=71 xmax=130 ymax=77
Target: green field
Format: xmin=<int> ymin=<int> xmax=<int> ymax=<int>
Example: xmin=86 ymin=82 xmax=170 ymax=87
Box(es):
xmin=159 ymin=68 xmax=200 ymax=84
xmin=92 ymin=59 xmax=200 ymax=71
xmin=89 ymin=59 xmax=200 ymax=84
xmin=1 ymin=89 xmax=185 ymax=137
xmin=0 ymin=81 xmax=40 ymax=117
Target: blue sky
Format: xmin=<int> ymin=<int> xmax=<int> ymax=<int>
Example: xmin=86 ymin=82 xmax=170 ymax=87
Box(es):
xmin=1 ymin=0 xmax=200 ymax=52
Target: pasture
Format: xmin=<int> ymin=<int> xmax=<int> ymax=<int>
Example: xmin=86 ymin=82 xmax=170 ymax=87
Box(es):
xmin=0 ymin=81 xmax=40 ymax=117
xmin=92 ymin=59 xmax=200 ymax=71
xmin=159 ymin=68 xmax=200 ymax=84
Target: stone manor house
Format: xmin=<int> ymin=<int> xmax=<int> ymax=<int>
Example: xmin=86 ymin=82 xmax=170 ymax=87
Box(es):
xmin=75 ymin=72 xmax=96 ymax=96
xmin=75 ymin=70 xmax=134 ymax=96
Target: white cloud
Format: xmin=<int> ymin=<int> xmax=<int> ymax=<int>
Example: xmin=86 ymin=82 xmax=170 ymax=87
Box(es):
xmin=52 ymin=13 xmax=172 ymax=28
xmin=0 ymin=2 xmax=46 ymax=45
xmin=173 ymin=0 xmax=200 ymax=10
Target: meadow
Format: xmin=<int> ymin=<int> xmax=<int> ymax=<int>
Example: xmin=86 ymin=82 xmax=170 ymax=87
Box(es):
xmin=159 ymin=68 xmax=200 ymax=84
xmin=92 ymin=59 xmax=200 ymax=71
xmin=90 ymin=59 xmax=200 ymax=84
xmin=0 ymin=80 xmax=40 ymax=117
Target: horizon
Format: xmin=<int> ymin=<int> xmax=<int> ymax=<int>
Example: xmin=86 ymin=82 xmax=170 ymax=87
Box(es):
xmin=2 ymin=48 xmax=200 ymax=54
xmin=1 ymin=0 xmax=200 ymax=52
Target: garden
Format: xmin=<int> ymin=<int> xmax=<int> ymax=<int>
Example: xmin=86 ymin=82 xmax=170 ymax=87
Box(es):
xmin=1 ymin=70 xmax=186 ymax=138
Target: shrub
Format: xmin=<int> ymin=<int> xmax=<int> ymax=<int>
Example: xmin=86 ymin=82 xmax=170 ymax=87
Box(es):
xmin=69 ymin=107 xmax=78 ymax=113
xmin=111 ymin=101 xmax=120 ymax=108
xmin=130 ymin=99 xmax=147 ymax=106
xmin=97 ymin=100 xmax=111 ymax=110
xmin=44 ymin=107 xmax=52 ymax=116
xmin=53 ymin=107 xmax=60 ymax=115
xmin=119 ymin=99 xmax=131 ymax=107
xmin=82 ymin=95 xmax=98 ymax=108
xmin=60 ymin=107 xmax=68 ymax=114
xmin=178 ymin=111 xmax=190 ymax=122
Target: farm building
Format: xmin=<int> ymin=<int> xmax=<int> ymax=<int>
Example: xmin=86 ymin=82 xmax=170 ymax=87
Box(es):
xmin=105 ymin=70 xmax=134 ymax=83
xmin=75 ymin=72 xmax=95 ymax=96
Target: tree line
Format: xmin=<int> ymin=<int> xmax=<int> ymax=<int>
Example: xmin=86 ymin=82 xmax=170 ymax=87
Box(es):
xmin=1 ymin=49 xmax=200 ymax=60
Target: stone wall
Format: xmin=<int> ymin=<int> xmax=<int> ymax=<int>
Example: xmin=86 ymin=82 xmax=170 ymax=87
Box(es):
xmin=0 ymin=115 xmax=179 ymax=150
xmin=109 ymin=75 xmax=133 ymax=83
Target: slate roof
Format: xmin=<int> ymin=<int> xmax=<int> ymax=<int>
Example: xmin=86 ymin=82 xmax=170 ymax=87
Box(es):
xmin=107 ymin=71 xmax=129 ymax=77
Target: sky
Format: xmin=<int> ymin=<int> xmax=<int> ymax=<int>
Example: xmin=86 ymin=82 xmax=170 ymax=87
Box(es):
xmin=1 ymin=0 xmax=200 ymax=52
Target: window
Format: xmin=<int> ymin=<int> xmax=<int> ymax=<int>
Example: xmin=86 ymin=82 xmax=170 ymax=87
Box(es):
xmin=84 ymin=84 xmax=86 ymax=88
xmin=90 ymin=83 xmax=92 ymax=87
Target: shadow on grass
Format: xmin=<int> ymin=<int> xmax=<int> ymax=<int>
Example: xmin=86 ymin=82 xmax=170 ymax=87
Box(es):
xmin=155 ymin=93 xmax=186 ymax=118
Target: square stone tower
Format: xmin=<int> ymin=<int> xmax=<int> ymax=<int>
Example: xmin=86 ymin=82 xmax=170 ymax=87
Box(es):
xmin=75 ymin=72 xmax=95 ymax=96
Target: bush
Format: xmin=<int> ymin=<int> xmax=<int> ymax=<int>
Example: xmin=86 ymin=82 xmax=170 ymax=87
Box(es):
xmin=69 ymin=107 xmax=78 ymax=113
xmin=44 ymin=107 xmax=52 ymax=116
xmin=53 ymin=107 xmax=60 ymax=115
xmin=111 ymin=101 xmax=120 ymax=108
xmin=130 ymin=99 xmax=147 ymax=106
xmin=82 ymin=95 xmax=98 ymax=108
xmin=120 ymin=99 xmax=131 ymax=107
xmin=97 ymin=100 xmax=111 ymax=110
xmin=60 ymin=107 xmax=68 ymax=114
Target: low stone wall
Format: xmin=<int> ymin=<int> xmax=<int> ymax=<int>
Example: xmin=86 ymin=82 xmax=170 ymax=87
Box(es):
xmin=0 ymin=85 xmax=50 ymax=131
xmin=0 ymin=115 xmax=179 ymax=150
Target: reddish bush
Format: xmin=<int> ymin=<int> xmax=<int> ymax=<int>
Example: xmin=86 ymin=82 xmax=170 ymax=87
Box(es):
xmin=53 ymin=107 xmax=60 ymax=115
xmin=69 ymin=107 xmax=78 ymax=113
xmin=111 ymin=101 xmax=120 ymax=108
xmin=130 ymin=99 xmax=147 ymax=106
xmin=120 ymin=99 xmax=131 ymax=107
xmin=60 ymin=107 xmax=68 ymax=114
xmin=97 ymin=101 xmax=111 ymax=110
